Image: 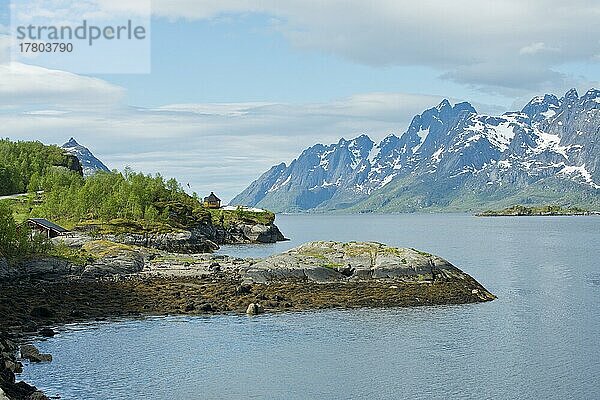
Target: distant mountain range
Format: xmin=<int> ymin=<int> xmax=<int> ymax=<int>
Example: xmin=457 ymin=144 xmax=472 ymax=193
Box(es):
xmin=61 ymin=138 xmax=109 ymax=177
xmin=231 ymin=88 xmax=600 ymax=212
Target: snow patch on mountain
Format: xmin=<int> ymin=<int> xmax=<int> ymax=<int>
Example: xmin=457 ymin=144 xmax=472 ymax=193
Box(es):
xmin=61 ymin=138 xmax=109 ymax=177
xmin=231 ymin=88 xmax=600 ymax=212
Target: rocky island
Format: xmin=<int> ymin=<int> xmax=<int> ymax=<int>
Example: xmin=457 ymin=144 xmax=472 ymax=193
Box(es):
xmin=0 ymin=240 xmax=494 ymax=400
xmin=476 ymin=204 xmax=595 ymax=216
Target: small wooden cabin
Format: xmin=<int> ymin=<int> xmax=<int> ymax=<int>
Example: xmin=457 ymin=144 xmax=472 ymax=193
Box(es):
xmin=203 ymin=192 xmax=221 ymax=209
xmin=27 ymin=218 xmax=68 ymax=239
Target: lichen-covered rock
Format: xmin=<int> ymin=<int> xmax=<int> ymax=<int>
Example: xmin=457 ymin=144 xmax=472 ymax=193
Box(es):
xmin=81 ymin=241 xmax=145 ymax=277
xmin=244 ymin=241 xmax=465 ymax=283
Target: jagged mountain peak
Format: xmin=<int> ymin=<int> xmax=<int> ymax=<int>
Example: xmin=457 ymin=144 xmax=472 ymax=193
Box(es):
xmin=61 ymin=138 xmax=109 ymax=177
xmin=564 ymin=88 xmax=579 ymax=98
xmin=426 ymin=99 xmax=476 ymax=116
xmin=582 ymin=88 xmax=600 ymax=103
xmin=436 ymin=99 xmax=451 ymax=110
xmin=561 ymin=88 xmax=580 ymax=106
xmin=64 ymin=137 xmax=80 ymax=147
xmin=232 ymin=89 xmax=600 ymax=212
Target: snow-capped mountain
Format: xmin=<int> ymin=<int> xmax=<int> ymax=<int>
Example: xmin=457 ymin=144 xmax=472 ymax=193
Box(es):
xmin=231 ymin=89 xmax=600 ymax=212
xmin=61 ymin=138 xmax=110 ymax=177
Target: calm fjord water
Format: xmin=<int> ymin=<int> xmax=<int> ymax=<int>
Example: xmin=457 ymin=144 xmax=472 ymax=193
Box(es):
xmin=20 ymin=214 xmax=600 ymax=399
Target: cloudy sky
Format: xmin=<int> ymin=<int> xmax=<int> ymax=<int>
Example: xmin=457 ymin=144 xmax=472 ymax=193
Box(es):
xmin=1 ymin=0 xmax=599 ymax=201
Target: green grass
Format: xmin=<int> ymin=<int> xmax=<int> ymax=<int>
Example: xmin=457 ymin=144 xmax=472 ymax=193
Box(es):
xmin=48 ymin=243 xmax=95 ymax=265
xmin=74 ymin=218 xmax=183 ymax=235
xmin=81 ymin=240 xmax=140 ymax=258
xmin=320 ymin=262 xmax=344 ymax=269
xmin=208 ymin=208 xmax=275 ymax=227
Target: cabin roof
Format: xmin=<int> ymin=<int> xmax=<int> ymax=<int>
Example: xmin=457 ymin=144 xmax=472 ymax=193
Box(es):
xmin=28 ymin=218 xmax=68 ymax=233
xmin=204 ymin=192 xmax=221 ymax=202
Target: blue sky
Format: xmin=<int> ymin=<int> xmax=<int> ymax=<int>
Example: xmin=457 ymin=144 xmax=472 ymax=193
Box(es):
xmin=1 ymin=1 xmax=599 ymax=201
xmin=102 ymin=14 xmax=493 ymax=107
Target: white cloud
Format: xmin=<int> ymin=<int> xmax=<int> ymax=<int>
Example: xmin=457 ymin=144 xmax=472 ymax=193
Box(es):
xmin=0 ymin=65 xmax=471 ymax=200
xmin=151 ymin=0 xmax=600 ymax=94
xmin=519 ymin=42 xmax=560 ymax=55
xmin=0 ymin=62 xmax=125 ymax=109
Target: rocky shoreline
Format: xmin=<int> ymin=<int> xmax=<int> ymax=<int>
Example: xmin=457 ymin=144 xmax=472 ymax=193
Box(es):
xmin=70 ymin=219 xmax=288 ymax=254
xmin=0 ymin=241 xmax=495 ymax=399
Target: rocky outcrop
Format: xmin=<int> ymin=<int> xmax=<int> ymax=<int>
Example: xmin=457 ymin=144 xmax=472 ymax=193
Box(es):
xmin=0 ymin=257 xmax=81 ymax=281
xmin=19 ymin=345 xmax=52 ymax=363
xmin=81 ymin=241 xmax=145 ymax=277
xmin=0 ymin=336 xmax=46 ymax=400
xmin=243 ymin=241 xmax=491 ymax=289
xmin=66 ymin=220 xmax=286 ymax=254
xmin=217 ymin=223 xmax=286 ymax=244
xmin=102 ymin=228 xmax=219 ymax=254
xmin=0 ymin=240 xmax=493 ymax=400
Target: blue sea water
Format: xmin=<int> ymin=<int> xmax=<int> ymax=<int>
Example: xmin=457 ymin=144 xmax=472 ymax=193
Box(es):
xmin=19 ymin=214 xmax=600 ymax=399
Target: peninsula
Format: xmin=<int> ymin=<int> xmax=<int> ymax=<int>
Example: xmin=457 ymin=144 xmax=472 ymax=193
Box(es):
xmin=0 ymin=240 xmax=494 ymax=399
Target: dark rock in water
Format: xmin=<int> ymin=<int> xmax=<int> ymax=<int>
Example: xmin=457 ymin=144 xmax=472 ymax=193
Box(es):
xmin=20 ymin=345 xmax=52 ymax=363
xmin=29 ymin=391 xmax=49 ymax=400
xmin=198 ymin=303 xmax=213 ymax=312
xmin=38 ymin=328 xmax=56 ymax=338
xmin=336 ymin=265 xmax=355 ymax=277
xmin=3 ymin=381 xmax=42 ymax=400
xmin=70 ymin=309 xmax=86 ymax=318
xmin=30 ymin=307 xmax=54 ymax=319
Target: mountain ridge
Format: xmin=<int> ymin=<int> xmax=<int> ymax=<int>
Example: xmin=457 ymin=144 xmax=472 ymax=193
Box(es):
xmin=231 ymin=88 xmax=600 ymax=212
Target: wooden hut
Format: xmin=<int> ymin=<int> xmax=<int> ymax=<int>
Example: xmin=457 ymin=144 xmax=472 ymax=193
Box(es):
xmin=203 ymin=192 xmax=221 ymax=209
xmin=27 ymin=218 xmax=68 ymax=239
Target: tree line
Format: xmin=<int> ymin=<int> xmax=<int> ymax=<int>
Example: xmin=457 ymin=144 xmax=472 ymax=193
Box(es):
xmin=0 ymin=139 xmax=80 ymax=196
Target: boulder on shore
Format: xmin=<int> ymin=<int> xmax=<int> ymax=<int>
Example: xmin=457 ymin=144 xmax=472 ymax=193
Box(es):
xmin=246 ymin=303 xmax=265 ymax=315
xmin=19 ymin=345 xmax=52 ymax=363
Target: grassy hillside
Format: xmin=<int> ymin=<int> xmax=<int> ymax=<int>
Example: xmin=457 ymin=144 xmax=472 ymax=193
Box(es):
xmin=1 ymin=139 xmax=276 ymax=236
